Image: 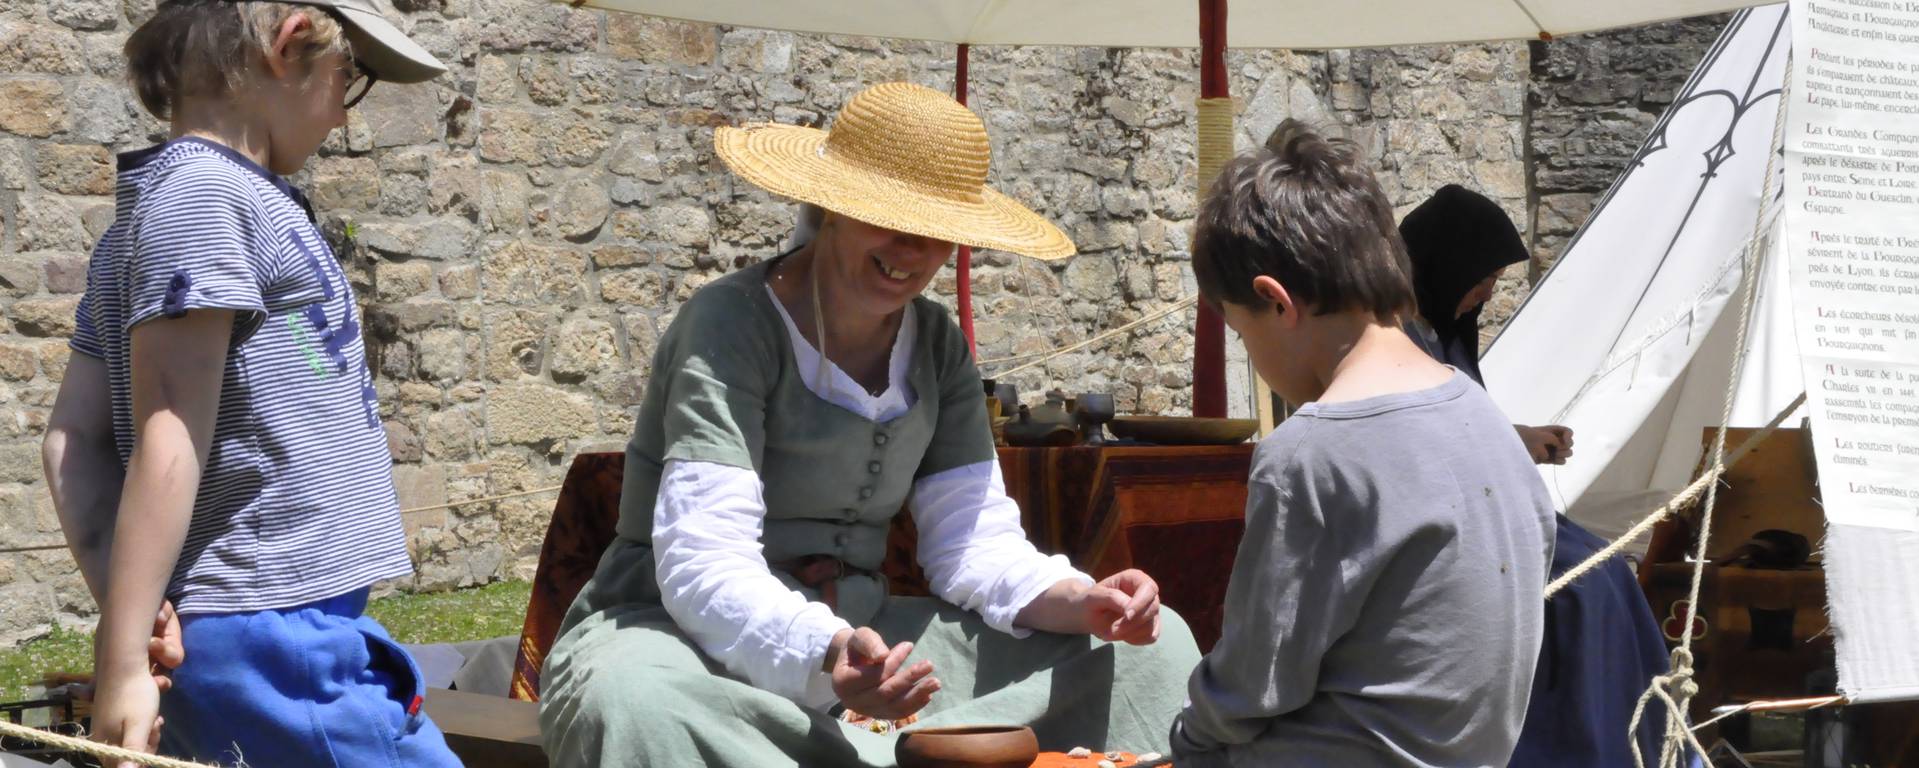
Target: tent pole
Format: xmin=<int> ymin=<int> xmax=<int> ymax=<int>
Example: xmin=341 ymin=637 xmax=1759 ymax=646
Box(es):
xmin=1193 ymin=0 xmax=1229 ymax=417
xmin=955 ymin=43 xmax=978 ymax=357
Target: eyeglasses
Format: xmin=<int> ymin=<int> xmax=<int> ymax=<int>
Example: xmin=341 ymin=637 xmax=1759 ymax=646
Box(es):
xmin=344 ymin=59 xmax=377 ymax=110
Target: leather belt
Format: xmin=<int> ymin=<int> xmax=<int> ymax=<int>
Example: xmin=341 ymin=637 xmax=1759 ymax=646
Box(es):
xmin=772 ymin=554 xmax=865 ymax=611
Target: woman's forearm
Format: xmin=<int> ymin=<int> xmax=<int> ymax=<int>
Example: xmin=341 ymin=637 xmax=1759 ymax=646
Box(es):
xmin=1013 ymin=579 xmax=1098 ymax=635
xmin=652 ymin=459 xmax=851 ymax=707
xmin=910 ymin=461 xmax=1090 ymax=633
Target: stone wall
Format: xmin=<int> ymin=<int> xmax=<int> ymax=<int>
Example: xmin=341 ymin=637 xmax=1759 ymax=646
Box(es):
xmin=0 ymin=0 xmax=1719 ymax=645
xmin=1527 ymin=15 xmax=1733 ymax=276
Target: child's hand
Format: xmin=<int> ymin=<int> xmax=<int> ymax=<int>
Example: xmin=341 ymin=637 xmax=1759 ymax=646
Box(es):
xmin=827 ymin=627 xmax=939 ymax=720
xmin=149 ymin=600 xmax=183 ymax=692
xmin=72 ymin=602 xmax=184 ymax=703
xmin=89 ymin=666 xmax=164 ymax=767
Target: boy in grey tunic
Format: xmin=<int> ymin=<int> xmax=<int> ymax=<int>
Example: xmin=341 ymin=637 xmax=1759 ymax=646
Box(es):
xmin=1172 ymin=121 xmax=1556 ymax=767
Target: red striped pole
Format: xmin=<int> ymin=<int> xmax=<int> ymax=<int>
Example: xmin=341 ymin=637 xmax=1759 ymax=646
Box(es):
xmin=1192 ymin=0 xmax=1228 ymax=417
xmin=955 ymin=43 xmax=977 ymax=356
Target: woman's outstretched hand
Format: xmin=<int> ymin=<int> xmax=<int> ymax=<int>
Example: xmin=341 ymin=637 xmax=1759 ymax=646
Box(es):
xmin=1015 ymin=569 xmax=1163 ymax=645
xmin=827 ymin=627 xmax=940 ymax=720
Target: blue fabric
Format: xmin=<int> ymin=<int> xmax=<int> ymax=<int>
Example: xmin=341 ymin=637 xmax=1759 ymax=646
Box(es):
xmin=158 ymin=589 xmax=463 ymax=768
xmin=1509 ymin=517 xmax=1672 ymax=767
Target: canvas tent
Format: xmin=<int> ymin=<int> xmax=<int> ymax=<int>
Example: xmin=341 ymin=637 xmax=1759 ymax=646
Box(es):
xmin=1482 ymin=6 xmax=1797 ymax=553
xmin=1483 ymin=2 xmax=1919 ymax=706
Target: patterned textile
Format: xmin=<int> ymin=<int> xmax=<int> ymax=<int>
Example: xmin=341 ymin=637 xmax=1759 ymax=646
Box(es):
xmin=995 ymin=446 xmax=1253 ymax=651
xmin=511 ymin=453 xmax=626 ymax=701
xmin=513 ymin=445 xmax=1253 ymax=699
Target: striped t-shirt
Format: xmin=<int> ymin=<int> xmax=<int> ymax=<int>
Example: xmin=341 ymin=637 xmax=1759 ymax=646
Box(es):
xmin=72 ymin=138 xmax=412 ymax=615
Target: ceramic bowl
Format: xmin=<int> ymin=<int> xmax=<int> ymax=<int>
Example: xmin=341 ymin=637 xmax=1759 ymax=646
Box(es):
xmin=896 ymin=725 xmax=1039 ymax=768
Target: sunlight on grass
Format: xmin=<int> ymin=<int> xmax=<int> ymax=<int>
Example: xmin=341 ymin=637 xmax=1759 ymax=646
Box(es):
xmin=366 ymin=580 xmax=533 ymax=645
xmin=0 ymin=581 xmax=531 ymax=702
xmin=0 ymin=625 xmax=92 ymax=702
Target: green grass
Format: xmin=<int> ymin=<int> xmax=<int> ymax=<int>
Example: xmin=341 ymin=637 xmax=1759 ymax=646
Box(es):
xmin=366 ymin=579 xmax=532 ymax=645
xmin=0 ymin=624 xmax=93 ymax=702
xmin=0 ymin=580 xmax=532 ymax=702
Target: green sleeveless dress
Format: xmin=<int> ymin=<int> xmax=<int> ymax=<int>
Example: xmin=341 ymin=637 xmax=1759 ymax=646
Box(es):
xmin=537 ymin=259 xmax=1199 ymax=767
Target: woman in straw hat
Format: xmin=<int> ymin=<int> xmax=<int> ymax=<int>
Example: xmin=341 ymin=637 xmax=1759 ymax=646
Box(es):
xmin=536 ymin=82 xmax=1200 ymax=766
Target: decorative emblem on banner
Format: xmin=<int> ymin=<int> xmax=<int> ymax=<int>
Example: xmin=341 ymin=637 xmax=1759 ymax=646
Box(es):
xmin=1662 ymin=599 xmax=1709 ymax=642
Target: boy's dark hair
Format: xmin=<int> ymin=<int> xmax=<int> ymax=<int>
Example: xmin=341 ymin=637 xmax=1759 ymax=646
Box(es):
xmin=1190 ymin=119 xmax=1415 ymax=319
xmin=123 ymin=0 xmax=349 ymax=121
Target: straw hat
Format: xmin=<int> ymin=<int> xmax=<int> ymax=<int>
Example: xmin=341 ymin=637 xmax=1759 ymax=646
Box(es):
xmin=715 ymin=82 xmax=1076 ymax=261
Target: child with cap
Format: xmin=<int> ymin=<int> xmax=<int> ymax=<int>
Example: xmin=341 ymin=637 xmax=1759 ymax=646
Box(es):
xmin=39 ymin=2 xmax=461 ymax=765
xmin=1166 ymin=120 xmax=1557 ymax=767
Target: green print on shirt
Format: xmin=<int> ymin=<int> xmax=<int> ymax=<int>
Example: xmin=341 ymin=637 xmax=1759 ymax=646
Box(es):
xmin=284 ymin=314 xmax=332 ymax=379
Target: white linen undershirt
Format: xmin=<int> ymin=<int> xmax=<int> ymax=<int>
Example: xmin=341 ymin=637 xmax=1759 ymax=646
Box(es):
xmin=650 ymin=286 xmax=1089 ymax=711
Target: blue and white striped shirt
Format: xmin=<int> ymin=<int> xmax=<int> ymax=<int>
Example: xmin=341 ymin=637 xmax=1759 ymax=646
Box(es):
xmin=72 ymin=138 xmax=412 ymax=614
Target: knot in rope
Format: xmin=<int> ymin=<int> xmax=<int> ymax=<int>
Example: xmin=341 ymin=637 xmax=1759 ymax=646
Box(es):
xmin=1665 ymin=648 xmax=1699 ymax=700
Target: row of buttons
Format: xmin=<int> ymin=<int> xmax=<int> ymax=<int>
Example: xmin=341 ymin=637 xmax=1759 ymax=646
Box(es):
xmin=859 ymin=427 xmax=890 ymax=506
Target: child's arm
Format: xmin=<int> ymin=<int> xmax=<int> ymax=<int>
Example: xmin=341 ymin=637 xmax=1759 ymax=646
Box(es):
xmin=1171 ymin=470 xmax=1359 ymax=757
xmin=43 ymin=352 xmax=124 ymax=601
xmin=90 ymin=310 xmax=232 ymax=763
xmin=45 ymin=351 xmax=186 ymax=697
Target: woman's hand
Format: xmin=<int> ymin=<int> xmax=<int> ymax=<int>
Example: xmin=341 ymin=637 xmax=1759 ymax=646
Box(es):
xmin=1015 ymin=569 xmax=1163 ymax=645
xmin=1516 ymin=424 xmax=1574 ymax=465
xmin=827 ymin=627 xmax=940 ymax=720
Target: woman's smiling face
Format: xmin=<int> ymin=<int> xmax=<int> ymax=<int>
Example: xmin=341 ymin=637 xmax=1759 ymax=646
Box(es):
xmin=815 ymin=212 xmax=954 ymax=316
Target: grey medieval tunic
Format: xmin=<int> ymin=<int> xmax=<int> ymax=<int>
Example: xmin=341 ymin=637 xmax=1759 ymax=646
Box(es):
xmin=538 ymin=259 xmax=1200 ymax=767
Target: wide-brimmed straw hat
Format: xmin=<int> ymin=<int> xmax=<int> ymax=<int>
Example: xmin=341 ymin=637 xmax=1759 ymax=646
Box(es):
xmin=714 ymin=82 xmax=1076 ymax=261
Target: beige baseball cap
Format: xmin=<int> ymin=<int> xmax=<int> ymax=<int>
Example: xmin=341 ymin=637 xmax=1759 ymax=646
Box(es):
xmin=284 ymin=0 xmax=448 ymax=83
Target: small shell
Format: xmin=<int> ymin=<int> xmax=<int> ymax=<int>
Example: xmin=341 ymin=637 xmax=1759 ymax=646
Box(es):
xmin=1067 ymin=747 xmax=1093 ymax=758
xmin=1138 ymin=752 xmax=1164 ymax=763
xmin=1104 ymin=751 xmax=1124 ymax=761
xmin=1097 ymin=761 xmax=1117 ymax=768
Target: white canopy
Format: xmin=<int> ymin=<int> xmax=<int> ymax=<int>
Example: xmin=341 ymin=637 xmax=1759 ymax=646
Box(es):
xmin=569 ymin=0 xmax=1766 ymax=49
xmin=1482 ymin=5 xmax=1798 ymax=542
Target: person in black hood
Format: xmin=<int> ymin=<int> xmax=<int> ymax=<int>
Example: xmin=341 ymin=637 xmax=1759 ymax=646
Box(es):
xmin=1400 ymin=184 xmax=1671 ymax=767
xmin=1399 ymin=184 xmax=1574 ymax=465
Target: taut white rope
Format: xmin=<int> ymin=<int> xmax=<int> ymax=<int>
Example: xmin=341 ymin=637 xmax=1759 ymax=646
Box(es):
xmin=1541 ymin=391 xmax=1805 ymax=599
xmin=984 ymin=296 xmax=1198 ymax=380
xmin=0 ymin=718 xmax=225 ymax=768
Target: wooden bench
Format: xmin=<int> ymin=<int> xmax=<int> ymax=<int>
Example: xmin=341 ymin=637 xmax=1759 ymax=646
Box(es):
xmin=423 ymin=687 xmax=545 ymax=768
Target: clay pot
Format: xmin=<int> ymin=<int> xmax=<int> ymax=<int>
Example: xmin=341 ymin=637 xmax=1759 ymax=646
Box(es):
xmin=1003 ymin=405 xmax=1079 ymax=447
xmin=895 ymin=725 xmax=1040 ymax=768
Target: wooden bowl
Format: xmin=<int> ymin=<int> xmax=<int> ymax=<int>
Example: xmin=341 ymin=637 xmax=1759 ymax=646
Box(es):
xmin=1108 ymin=416 xmax=1258 ymax=445
xmin=896 ymin=725 xmax=1039 ymax=768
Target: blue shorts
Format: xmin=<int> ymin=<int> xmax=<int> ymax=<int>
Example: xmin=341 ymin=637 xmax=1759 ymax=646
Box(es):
xmin=158 ymin=589 xmax=463 ymax=768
